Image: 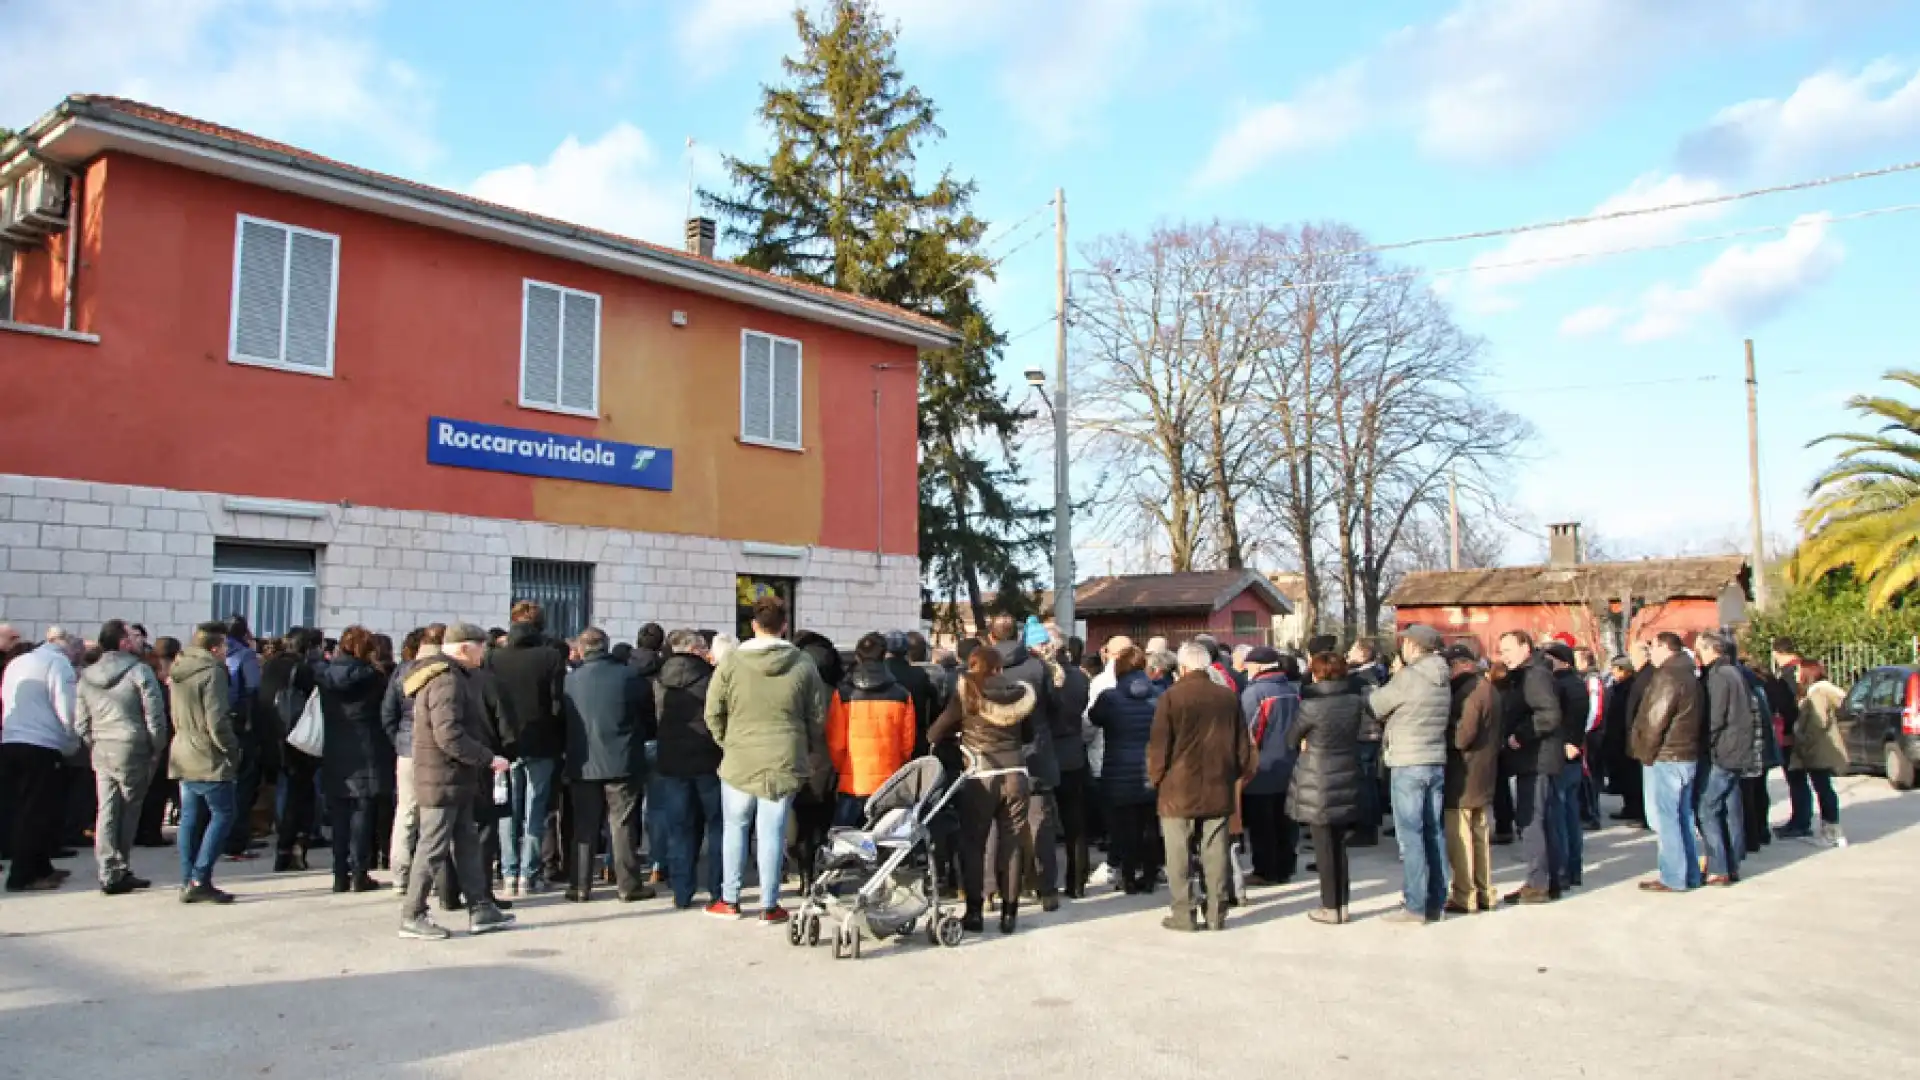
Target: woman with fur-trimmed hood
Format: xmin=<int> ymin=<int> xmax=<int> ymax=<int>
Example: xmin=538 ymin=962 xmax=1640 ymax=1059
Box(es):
xmin=928 ymin=645 xmax=1037 ymax=936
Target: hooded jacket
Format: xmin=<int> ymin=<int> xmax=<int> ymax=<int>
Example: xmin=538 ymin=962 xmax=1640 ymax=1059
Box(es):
xmin=1630 ymin=652 xmax=1704 ymax=765
xmin=74 ymin=650 xmax=168 ymax=773
xmin=1445 ymin=670 xmax=1500 ymax=810
xmin=1240 ymin=671 xmax=1301 ymax=797
xmin=629 ymin=646 xmax=666 ymax=683
xmin=1088 ymin=669 xmax=1161 ymax=805
xmin=1702 ymin=656 xmax=1759 ymax=773
xmin=405 ymin=656 xmax=496 ymax=807
xmin=994 ymin=639 xmax=1060 ymax=791
xmin=829 ymin=661 xmax=917 ymax=796
xmin=564 ymin=649 xmax=654 ymax=781
xmin=705 ymin=637 xmax=828 ymax=801
xmin=1287 ymin=679 xmax=1366 ymax=827
xmin=1499 ymin=652 xmax=1565 ymax=776
xmin=1148 ymin=670 xmax=1256 ymax=820
xmin=1370 ymin=652 xmax=1451 ymax=768
xmin=486 ymin=622 xmax=568 ymax=760
xmin=654 ymin=652 xmax=722 ymax=777
xmin=318 ymin=654 xmax=393 ymax=799
xmin=1792 ymin=679 xmax=1848 ymax=773
xmin=169 ymin=647 xmax=237 ymax=782
xmin=928 ymin=674 xmax=1036 ymax=774
xmin=379 ymin=647 xmax=436 ymax=758
xmin=884 ymin=655 xmax=939 ymax=756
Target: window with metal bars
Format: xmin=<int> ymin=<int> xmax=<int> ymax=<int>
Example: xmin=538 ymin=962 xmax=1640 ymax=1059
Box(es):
xmin=212 ymin=542 xmax=318 ymax=640
xmin=511 ymin=558 xmax=594 ymax=640
xmin=229 ymin=215 xmax=339 ymax=376
xmin=519 ymin=279 xmax=600 ymax=416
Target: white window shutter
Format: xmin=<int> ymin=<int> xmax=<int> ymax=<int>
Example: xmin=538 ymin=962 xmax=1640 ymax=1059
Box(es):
xmin=742 ymin=332 xmax=773 ymax=442
xmin=282 ymin=231 xmax=336 ymax=370
xmin=560 ymin=290 xmax=598 ymax=412
xmin=771 ymin=338 xmax=801 ymax=447
xmin=522 ymin=283 xmax=562 ymax=407
xmin=234 ymin=220 xmax=287 ymax=362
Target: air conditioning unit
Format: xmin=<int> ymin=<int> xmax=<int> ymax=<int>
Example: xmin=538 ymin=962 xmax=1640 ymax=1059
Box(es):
xmin=0 ymin=181 xmax=30 ymax=244
xmin=16 ymin=167 xmax=70 ymax=232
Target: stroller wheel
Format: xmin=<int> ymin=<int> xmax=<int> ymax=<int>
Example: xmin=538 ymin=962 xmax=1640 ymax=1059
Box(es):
xmin=833 ymin=925 xmax=857 ymax=959
xmin=805 ymin=914 xmax=821 ymax=947
xmin=936 ymin=915 xmax=965 ymax=948
xmin=926 ymin=918 xmax=942 ymax=946
xmin=787 ymin=915 xmax=806 ymax=947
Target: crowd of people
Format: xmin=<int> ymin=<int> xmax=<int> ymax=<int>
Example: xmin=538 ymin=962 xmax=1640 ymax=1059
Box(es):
xmin=0 ymin=601 xmax=1849 ymax=940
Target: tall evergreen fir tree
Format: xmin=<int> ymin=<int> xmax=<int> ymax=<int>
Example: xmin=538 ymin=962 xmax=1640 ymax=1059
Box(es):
xmin=704 ymin=0 xmax=1047 ymax=635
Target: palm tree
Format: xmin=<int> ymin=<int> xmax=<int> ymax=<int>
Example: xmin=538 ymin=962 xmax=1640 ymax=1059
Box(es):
xmin=1793 ymin=369 xmax=1920 ymax=609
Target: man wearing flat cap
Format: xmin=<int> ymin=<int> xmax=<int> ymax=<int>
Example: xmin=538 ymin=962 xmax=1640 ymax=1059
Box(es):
xmin=1237 ymin=645 xmax=1301 ymax=886
xmin=1367 ymin=624 xmax=1453 ymax=923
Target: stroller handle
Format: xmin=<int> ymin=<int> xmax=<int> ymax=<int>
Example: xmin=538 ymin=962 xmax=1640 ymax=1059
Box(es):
xmin=957 ymin=745 xmax=983 ymax=776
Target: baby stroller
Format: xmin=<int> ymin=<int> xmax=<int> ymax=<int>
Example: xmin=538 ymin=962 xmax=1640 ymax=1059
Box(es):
xmin=788 ymin=748 xmax=977 ymax=959
xmin=1183 ymin=829 xmax=1249 ymax=920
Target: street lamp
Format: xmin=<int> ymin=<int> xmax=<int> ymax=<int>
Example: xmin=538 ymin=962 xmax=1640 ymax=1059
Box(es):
xmin=1023 ymin=367 xmax=1071 ymax=637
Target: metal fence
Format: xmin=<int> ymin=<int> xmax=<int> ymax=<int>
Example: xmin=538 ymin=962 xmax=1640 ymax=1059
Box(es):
xmin=510 ymin=558 xmax=594 ymax=640
xmin=1809 ymin=638 xmax=1919 ymax=690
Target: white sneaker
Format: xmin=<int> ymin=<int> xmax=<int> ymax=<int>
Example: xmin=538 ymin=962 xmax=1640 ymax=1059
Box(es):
xmin=1823 ymin=823 xmax=1849 ymax=849
xmin=1089 ymin=862 xmax=1116 ymax=888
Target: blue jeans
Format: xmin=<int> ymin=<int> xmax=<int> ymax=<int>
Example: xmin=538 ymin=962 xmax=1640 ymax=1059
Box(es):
xmin=1646 ymin=762 xmax=1701 ymax=890
xmin=502 ymin=757 xmax=557 ymax=884
xmin=833 ymin=794 xmax=869 ymax=828
xmin=1388 ymin=764 xmax=1447 ymax=916
xmin=1698 ymin=764 xmax=1744 ymax=879
xmin=1553 ymin=764 xmax=1585 ymax=886
xmin=720 ymin=781 xmax=793 ymax=910
xmin=654 ymin=773 xmax=723 ymax=907
xmin=178 ymin=780 xmax=236 ymax=887
xmin=644 ymin=743 xmax=669 ymax=872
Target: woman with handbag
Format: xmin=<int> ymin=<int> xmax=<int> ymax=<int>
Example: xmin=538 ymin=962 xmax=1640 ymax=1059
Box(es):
xmin=263 ymin=629 xmax=321 ymax=871
xmin=317 ymin=626 xmax=394 ymax=892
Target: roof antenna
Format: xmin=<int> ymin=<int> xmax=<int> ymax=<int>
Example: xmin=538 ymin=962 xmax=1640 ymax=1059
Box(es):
xmin=684 ymin=136 xmax=696 ymax=225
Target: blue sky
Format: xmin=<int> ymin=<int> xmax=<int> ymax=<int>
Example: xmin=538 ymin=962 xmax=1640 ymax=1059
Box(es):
xmin=7 ymin=0 xmax=1920 ymax=569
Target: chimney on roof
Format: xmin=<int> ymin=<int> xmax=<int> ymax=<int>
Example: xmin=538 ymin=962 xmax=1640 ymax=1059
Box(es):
xmin=685 ymin=217 xmax=716 ymax=259
xmin=1548 ymin=522 xmax=1583 ymax=567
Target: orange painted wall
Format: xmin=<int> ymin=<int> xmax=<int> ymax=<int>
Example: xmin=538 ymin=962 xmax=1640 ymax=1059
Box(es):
xmin=0 ymin=154 xmax=920 ymax=553
xmin=1395 ymin=598 xmax=1728 ymax=659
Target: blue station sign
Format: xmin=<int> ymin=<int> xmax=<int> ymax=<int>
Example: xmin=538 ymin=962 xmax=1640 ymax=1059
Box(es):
xmin=427 ymin=416 xmax=673 ymax=491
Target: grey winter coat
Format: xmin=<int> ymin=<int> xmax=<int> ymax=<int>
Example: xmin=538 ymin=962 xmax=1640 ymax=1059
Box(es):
xmin=1287 ymin=680 xmax=1366 ymax=827
xmin=1370 ymin=652 xmax=1451 ymax=768
xmin=74 ymin=651 xmax=169 ymax=775
xmin=1703 ymin=658 xmax=1759 ymax=773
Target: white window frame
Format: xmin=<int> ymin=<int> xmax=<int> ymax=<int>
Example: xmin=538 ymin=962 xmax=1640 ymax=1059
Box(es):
xmin=0 ymin=241 xmax=15 ymax=323
xmin=518 ymin=278 xmax=602 ymax=418
xmin=227 ymin=213 xmax=340 ymax=378
xmin=739 ymin=328 xmax=804 ymax=452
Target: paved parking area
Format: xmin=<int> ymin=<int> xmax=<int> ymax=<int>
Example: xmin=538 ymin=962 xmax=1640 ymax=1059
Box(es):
xmin=2 ymin=775 xmax=1915 ymax=1080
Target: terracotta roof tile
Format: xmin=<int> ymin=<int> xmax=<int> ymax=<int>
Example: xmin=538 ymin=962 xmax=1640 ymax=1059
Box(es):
xmin=1074 ymin=570 xmax=1289 ymax=615
xmin=65 ymin=95 xmax=954 ymax=339
xmin=1388 ymin=556 xmax=1750 ymax=608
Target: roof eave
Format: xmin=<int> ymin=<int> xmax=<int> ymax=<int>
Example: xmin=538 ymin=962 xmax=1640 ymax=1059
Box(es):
xmin=16 ymin=99 xmax=960 ymax=351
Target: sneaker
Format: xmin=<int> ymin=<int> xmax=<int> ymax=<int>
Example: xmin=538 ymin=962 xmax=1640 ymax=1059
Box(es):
xmin=705 ymin=899 xmax=742 ymax=919
xmin=1160 ymin=915 xmax=1197 ymax=933
xmin=100 ymin=876 xmax=137 ymax=896
xmin=618 ymin=884 xmax=658 ymax=902
xmin=181 ymin=883 xmax=235 ymax=904
xmin=1382 ymin=908 xmax=1430 ymax=925
xmin=469 ymin=905 xmax=516 ymax=935
xmin=760 ymin=905 xmax=791 ymax=925
xmin=1825 ymin=824 xmax=1849 ymax=849
xmin=398 ymin=915 xmax=451 ymax=941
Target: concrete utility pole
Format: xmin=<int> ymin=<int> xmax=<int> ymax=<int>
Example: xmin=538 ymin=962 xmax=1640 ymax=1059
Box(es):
xmin=1052 ymin=187 xmax=1075 ymax=636
xmin=1746 ymin=338 xmax=1769 ymax=611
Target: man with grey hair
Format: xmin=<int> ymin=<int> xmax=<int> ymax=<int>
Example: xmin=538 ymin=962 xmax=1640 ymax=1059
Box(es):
xmin=654 ymin=628 xmax=723 ymax=908
xmin=562 ymin=627 xmax=655 ymax=902
xmin=2 ymin=625 xmax=82 ymax=891
xmin=399 ymin=622 xmax=515 ymax=939
xmin=1696 ymin=631 xmax=1755 ymax=885
xmin=73 ymin=619 xmax=168 ymax=894
xmin=1148 ymin=642 xmax=1254 ymax=932
xmin=1368 ymin=624 xmax=1453 ymax=923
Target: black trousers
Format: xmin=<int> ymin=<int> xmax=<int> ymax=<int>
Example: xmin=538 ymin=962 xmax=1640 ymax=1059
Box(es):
xmin=136 ymin=737 xmax=174 ymax=845
xmin=1054 ymin=767 xmax=1091 ymax=896
xmin=1242 ymin=791 xmax=1297 ymax=881
xmin=791 ymin=794 xmax=834 ymax=890
xmin=2 ymin=744 xmax=66 ymax=888
xmin=1618 ymin=755 xmax=1646 ymax=821
xmin=570 ymin=778 xmax=642 ymax=895
xmin=224 ymin=728 xmax=262 ymax=855
xmin=1493 ymin=767 xmax=1515 ymax=837
xmin=958 ymin=773 xmax=1031 ymax=914
xmin=1309 ymin=823 xmax=1350 ymax=910
xmin=1741 ymin=774 xmax=1771 ymax=851
xmin=277 ymin=751 xmax=320 ymax=855
xmin=1105 ymin=797 xmax=1161 ymax=890
xmin=62 ymin=752 xmax=95 ymax=845
xmin=330 ymin=794 xmax=378 ymax=880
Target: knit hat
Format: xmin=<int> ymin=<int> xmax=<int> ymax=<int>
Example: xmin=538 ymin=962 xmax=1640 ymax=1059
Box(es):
xmin=1023 ymin=616 xmax=1049 ymax=648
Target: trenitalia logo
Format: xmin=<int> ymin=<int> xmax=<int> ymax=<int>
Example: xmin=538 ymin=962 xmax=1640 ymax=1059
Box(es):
xmin=426 ymin=416 xmax=673 ymax=492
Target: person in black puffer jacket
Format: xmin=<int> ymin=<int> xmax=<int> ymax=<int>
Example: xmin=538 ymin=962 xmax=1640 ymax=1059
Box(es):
xmin=317 ymin=626 xmax=393 ymax=892
xmin=928 ymin=645 xmax=1037 ymax=935
xmin=486 ymin=606 xmax=568 ymax=896
xmin=652 ymin=629 xmax=722 ymax=909
xmin=1288 ymin=653 xmax=1366 ymax=925
xmin=262 ymin=628 xmax=321 ymax=871
xmin=1087 ymin=646 xmax=1163 ymax=894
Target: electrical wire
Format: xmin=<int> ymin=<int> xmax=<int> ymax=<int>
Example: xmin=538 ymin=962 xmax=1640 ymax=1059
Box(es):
xmin=1482 ymin=369 xmax=1816 ymax=399
xmin=936 ymin=216 xmax=1056 ymax=300
xmin=979 ymin=197 xmax=1056 ymax=254
xmin=1172 ymin=202 xmax=1920 ymax=299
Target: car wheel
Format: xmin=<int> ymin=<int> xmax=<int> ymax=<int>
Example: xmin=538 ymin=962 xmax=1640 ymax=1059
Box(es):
xmin=1888 ymin=743 xmax=1917 ymax=791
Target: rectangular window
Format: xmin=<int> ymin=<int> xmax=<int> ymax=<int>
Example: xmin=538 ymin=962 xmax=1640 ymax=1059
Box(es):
xmin=512 ymin=558 xmax=594 ymax=640
xmin=736 ymin=574 xmax=797 ymax=641
xmin=520 ymin=280 xmax=600 ymax=416
xmin=740 ymin=329 xmax=802 ymax=450
xmin=229 ymin=215 xmax=339 ymax=376
xmin=212 ymin=542 xmax=318 ymax=639
xmin=1232 ymin=610 xmax=1259 ymax=637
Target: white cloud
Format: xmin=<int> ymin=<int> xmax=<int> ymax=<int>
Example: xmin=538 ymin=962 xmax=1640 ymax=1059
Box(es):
xmin=468 ymin=125 xmax=723 ymax=247
xmin=1558 ymin=304 xmax=1622 ymax=337
xmin=0 ymin=0 xmax=436 ymax=170
xmin=1190 ymin=0 xmax=1838 ymax=186
xmin=1192 ymin=70 xmax=1362 ymax=188
xmin=1679 ymin=59 xmax=1920 ymax=179
xmin=1624 ymin=214 xmax=1843 ymax=341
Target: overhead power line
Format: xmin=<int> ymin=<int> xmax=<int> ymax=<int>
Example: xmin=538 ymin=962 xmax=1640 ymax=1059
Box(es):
xmin=980 ymin=197 xmax=1056 ymax=254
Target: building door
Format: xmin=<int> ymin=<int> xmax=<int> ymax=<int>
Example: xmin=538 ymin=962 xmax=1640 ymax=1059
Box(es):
xmin=212 ymin=543 xmax=318 ymax=639
xmin=736 ymin=574 xmax=796 ymax=640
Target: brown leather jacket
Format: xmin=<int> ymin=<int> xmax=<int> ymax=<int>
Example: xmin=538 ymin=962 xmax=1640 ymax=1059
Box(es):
xmin=1629 ymin=653 xmax=1703 ymax=765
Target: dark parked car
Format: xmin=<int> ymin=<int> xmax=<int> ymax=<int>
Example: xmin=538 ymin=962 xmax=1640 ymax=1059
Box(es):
xmin=1838 ymin=665 xmax=1920 ymax=790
